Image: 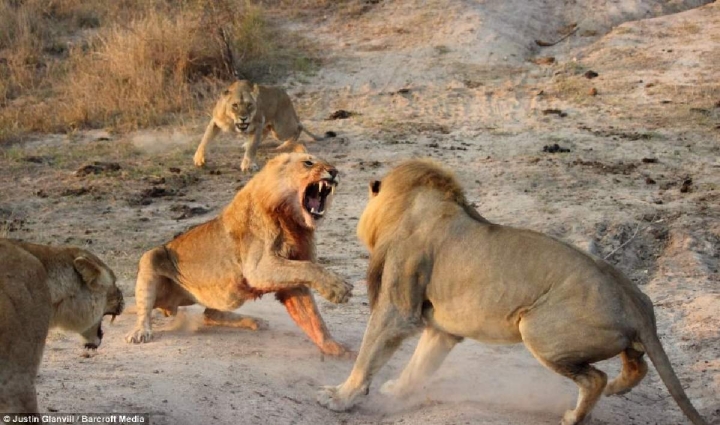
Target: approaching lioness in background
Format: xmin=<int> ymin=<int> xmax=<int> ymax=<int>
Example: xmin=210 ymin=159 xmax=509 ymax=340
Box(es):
xmin=193 ymin=80 xmax=329 ymax=173
xmin=0 ymin=239 xmax=124 ymax=414
xmin=126 ymin=153 xmax=353 ymax=356
xmin=317 ymin=160 xmax=708 ymax=425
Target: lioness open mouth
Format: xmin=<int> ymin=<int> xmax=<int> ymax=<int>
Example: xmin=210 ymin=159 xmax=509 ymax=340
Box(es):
xmin=236 ymin=122 xmax=249 ymax=132
xmin=303 ymin=179 xmax=336 ymax=220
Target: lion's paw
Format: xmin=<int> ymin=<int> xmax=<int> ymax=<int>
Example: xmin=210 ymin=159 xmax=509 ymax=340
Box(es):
xmin=320 ymin=340 xmax=353 ymax=358
xmin=603 ymin=381 xmax=631 ymax=397
xmin=240 ymin=157 xmax=258 ymax=174
xmin=318 ymin=276 xmax=353 ymax=304
xmin=560 ymin=410 xmax=588 ymax=425
xmin=125 ymin=327 xmax=153 ymax=344
xmin=379 ymin=379 xmax=402 ymax=396
xmin=193 ymin=153 xmax=206 ymax=168
xmin=317 ymin=385 xmax=354 ymax=412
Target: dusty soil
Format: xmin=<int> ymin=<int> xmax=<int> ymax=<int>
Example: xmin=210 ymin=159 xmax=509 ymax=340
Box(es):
xmin=1 ymin=1 xmax=719 ymax=424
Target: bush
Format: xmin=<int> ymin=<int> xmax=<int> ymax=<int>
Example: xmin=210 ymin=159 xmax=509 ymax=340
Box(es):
xmin=0 ymin=0 xmax=281 ymax=141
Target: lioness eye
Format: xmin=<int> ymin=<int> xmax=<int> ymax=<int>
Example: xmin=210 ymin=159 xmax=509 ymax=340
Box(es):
xmin=303 ymin=160 xmax=313 ymax=167
xmin=232 ymin=103 xmax=239 ymax=109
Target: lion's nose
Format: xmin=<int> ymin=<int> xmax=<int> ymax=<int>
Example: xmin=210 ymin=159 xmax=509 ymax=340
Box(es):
xmin=328 ymin=169 xmax=338 ymax=179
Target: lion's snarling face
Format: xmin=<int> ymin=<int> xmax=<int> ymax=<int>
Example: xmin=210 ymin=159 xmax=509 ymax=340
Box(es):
xmin=253 ymin=153 xmax=339 ymax=229
xmin=223 ymin=82 xmax=259 ymax=133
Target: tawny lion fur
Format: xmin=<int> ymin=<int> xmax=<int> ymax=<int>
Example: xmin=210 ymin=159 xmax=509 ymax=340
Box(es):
xmin=317 ymin=159 xmax=708 ymax=425
xmin=126 ymin=153 xmax=352 ymax=356
xmin=193 ymin=80 xmax=325 ymax=173
xmin=0 ymin=239 xmax=124 ymax=414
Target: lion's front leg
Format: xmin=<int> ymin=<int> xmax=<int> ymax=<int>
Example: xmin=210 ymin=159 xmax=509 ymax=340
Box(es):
xmin=125 ymin=249 xmax=164 ymax=344
xmin=194 ymin=121 xmax=220 ymax=168
xmin=317 ymin=304 xmax=419 ymax=411
xmin=241 ymin=122 xmax=264 ymax=173
xmin=276 ymin=287 xmax=348 ymax=356
xmin=245 ymin=253 xmax=353 ymax=304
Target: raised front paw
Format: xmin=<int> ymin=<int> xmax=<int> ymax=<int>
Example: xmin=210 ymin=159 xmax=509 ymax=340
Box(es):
xmin=125 ymin=327 xmax=153 ymax=344
xmin=240 ymin=157 xmax=258 ymax=174
xmin=193 ymin=152 xmax=206 ymax=168
xmin=317 ymin=275 xmax=353 ymax=304
xmin=317 ymin=385 xmax=355 ymax=412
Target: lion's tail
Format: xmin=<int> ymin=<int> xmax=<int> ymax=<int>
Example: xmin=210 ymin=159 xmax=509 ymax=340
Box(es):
xmin=637 ymin=328 xmax=708 ymax=425
xmin=300 ymin=124 xmax=336 ymax=142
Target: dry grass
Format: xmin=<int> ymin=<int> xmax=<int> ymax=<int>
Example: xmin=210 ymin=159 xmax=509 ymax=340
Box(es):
xmin=0 ymin=0 xmax=309 ymax=142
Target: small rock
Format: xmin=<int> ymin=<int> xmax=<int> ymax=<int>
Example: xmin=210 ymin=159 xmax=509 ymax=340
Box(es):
xmin=61 ymin=187 xmax=91 ymax=197
xmin=532 ymin=56 xmax=556 ymax=65
xmin=641 ymin=158 xmax=658 ymax=163
xmin=543 ymin=144 xmax=571 ymax=153
xmin=584 ymin=70 xmax=599 ymax=79
xmin=645 ymin=177 xmax=656 ymax=185
xmin=327 ymin=110 xmax=355 ymax=120
xmin=680 ymin=177 xmax=693 ymax=193
xmin=75 ymin=162 xmax=121 ymax=177
xmin=588 ymin=87 xmax=598 ymax=96
xmin=542 ymin=109 xmax=567 ymax=117
xmin=24 ymin=156 xmax=47 ymax=164
xmin=170 ymin=204 xmax=211 ymax=220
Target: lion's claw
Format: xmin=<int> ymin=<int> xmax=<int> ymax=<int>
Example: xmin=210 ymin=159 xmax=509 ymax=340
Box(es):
xmin=240 ymin=157 xmax=258 ymax=174
xmin=318 ymin=277 xmax=353 ymax=304
xmin=317 ymin=385 xmax=353 ymax=412
xmin=125 ymin=328 xmax=153 ymax=344
xmin=193 ymin=154 xmax=206 ymax=168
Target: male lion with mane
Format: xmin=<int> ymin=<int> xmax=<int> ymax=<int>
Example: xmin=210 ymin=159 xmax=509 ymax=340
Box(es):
xmin=0 ymin=239 xmax=124 ymax=414
xmin=317 ymin=159 xmax=708 ymax=425
xmin=193 ymin=80 xmax=329 ymax=173
xmin=126 ymin=153 xmax=352 ymax=356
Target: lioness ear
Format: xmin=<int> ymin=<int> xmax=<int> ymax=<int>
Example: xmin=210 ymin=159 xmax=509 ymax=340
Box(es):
xmin=369 ymin=180 xmax=381 ymax=197
xmin=74 ymin=256 xmax=103 ymax=291
xmin=292 ymin=143 xmax=308 ymax=153
xmin=251 ymin=84 xmax=260 ymax=100
xmin=222 ymin=89 xmax=231 ymax=96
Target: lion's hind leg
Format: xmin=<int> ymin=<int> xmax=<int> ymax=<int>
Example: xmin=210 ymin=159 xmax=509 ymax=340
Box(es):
xmin=203 ymin=308 xmax=266 ymax=331
xmin=604 ymin=348 xmax=648 ymax=396
xmin=520 ymin=315 xmax=624 ymax=425
xmin=380 ymin=325 xmax=461 ymax=398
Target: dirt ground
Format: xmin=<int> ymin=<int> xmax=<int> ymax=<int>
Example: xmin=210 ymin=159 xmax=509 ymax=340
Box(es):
xmin=1 ymin=1 xmax=719 ymax=424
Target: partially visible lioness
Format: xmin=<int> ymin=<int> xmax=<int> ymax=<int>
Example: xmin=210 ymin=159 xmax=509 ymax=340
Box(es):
xmin=317 ymin=160 xmax=709 ymax=425
xmin=0 ymin=239 xmax=124 ymax=414
xmin=126 ymin=153 xmax=353 ymax=356
xmin=193 ymin=80 xmax=327 ymax=173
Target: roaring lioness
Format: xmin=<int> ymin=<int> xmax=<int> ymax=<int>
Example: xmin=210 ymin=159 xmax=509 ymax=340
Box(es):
xmin=0 ymin=239 xmax=124 ymax=414
xmin=126 ymin=153 xmax=353 ymax=356
xmin=317 ymin=160 xmax=709 ymax=425
xmin=193 ymin=80 xmax=327 ymax=173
